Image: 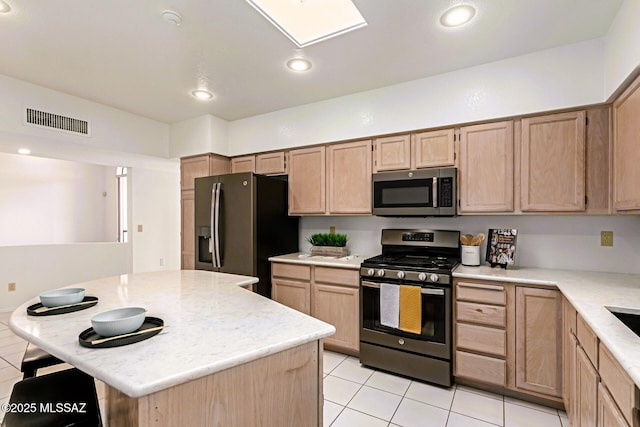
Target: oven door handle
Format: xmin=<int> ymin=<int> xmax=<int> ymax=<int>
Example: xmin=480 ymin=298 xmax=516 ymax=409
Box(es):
xmin=361 ymin=281 xmax=445 ymax=296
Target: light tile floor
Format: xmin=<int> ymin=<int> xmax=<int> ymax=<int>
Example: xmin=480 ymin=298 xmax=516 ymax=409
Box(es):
xmin=0 ymin=311 xmax=569 ymax=427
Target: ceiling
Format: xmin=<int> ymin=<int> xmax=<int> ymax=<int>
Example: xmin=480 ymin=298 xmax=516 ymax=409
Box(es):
xmin=0 ymin=0 xmax=623 ymax=123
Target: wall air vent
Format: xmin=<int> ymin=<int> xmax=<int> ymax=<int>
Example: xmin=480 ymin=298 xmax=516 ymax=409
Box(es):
xmin=24 ymin=108 xmax=90 ymax=136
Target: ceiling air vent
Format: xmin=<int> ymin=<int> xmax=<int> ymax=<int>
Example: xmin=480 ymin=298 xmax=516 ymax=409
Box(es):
xmin=24 ymin=108 xmax=90 ymax=136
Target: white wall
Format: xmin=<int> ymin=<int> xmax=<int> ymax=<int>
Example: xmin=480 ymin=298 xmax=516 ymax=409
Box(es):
xmin=0 ymin=153 xmax=118 ymax=245
xmin=227 ymin=40 xmax=605 ymax=155
xmin=169 ymin=114 xmax=229 ymax=158
xmin=603 ymin=0 xmax=640 ymax=98
xmin=300 ymin=215 xmax=640 ymax=275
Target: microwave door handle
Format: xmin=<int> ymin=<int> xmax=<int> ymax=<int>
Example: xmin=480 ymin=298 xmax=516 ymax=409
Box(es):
xmin=212 ymin=182 xmax=222 ymax=268
xmin=432 ymin=176 xmax=438 ymax=208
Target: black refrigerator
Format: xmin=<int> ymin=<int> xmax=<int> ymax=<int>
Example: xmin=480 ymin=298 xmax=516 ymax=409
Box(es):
xmin=194 ymin=172 xmax=299 ymax=298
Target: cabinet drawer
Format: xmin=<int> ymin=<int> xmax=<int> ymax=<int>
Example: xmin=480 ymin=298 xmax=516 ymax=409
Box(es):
xmin=456 ymin=302 xmax=506 ymax=327
xmin=456 ymin=281 xmax=506 ymax=305
xmin=599 ymin=343 xmax=637 ymax=426
xmin=456 ymin=323 xmax=506 ymax=357
xmin=455 ymin=350 xmax=506 ymax=386
xmin=314 ymin=267 xmax=359 ymax=288
xmin=272 ymin=263 xmax=311 ymax=281
xmin=577 ymin=314 xmax=598 ymax=367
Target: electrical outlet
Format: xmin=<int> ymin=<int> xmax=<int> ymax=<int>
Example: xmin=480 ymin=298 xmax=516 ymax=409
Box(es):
xmin=160 ymin=258 xmax=165 ymax=266
xmin=329 ymin=226 xmax=336 ymax=234
xmin=601 ymin=231 xmax=613 ymax=247
xmin=137 ymin=224 xmax=143 ymax=232
xmin=8 ymin=282 xmax=16 ymax=292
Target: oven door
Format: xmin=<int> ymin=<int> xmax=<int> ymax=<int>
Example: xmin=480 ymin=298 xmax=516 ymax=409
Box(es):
xmin=360 ymin=280 xmax=451 ymax=359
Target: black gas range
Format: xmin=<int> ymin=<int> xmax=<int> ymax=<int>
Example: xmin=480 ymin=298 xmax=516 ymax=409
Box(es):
xmin=359 ymin=229 xmax=460 ymax=387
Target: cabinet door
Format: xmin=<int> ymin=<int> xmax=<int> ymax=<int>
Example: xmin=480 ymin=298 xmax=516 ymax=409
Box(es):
xmin=411 ymin=129 xmax=455 ymax=169
xmin=563 ymin=297 xmax=577 ymax=413
xmin=459 ymin=121 xmax=514 ymax=212
xmin=181 ymin=155 xmax=212 ymax=191
xmin=577 ymin=345 xmax=599 ymax=427
xmin=515 ymin=287 xmax=562 ymax=397
xmin=231 ymin=156 xmax=256 ymax=173
xmin=256 ymin=152 xmax=287 ymax=175
xmin=613 ymin=75 xmax=640 ymax=211
xmin=598 ymin=383 xmax=630 ymax=427
xmin=312 ymin=284 xmax=359 ymax=353
xmin=569 ymin=332 xmax=579 ymax=427
xmin=272 ymin=279 xmax=310 ymax=315
xmin=373 ymin=135 xmax=411 ymax=171
xmin=521 ymin=111 xmax=586 ymax=211
xmin=327 ymin=140 xmax=372 ymax=215
xmin=181 ymin=190 xmax=195 ymax=270
xmin=209 ymin=155 xmax=231 ymax=176
xmin=288 ymin=146 xmax=326 ymax=215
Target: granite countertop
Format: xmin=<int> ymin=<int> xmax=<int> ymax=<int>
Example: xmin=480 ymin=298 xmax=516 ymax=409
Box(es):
xmin=454 ymin=264 xmax=640 ymax=389
xmin=9 ymin=270 xmax=335 ymax=398
xmin=269 ymin=252 xmax=371 ymax=269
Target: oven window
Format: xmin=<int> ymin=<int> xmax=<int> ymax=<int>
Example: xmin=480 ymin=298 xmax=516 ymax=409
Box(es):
xmin=362 ymin=284 xmax=446 ymax=343
xmin=373 ymin=179 xmax=433 ymax=208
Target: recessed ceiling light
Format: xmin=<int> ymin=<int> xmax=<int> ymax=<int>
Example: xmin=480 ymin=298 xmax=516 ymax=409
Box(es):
xmin=0 ymin=0 xmax=11 ymax=13
xmin=191 ymin=89 xmax=214 ymax=100
xmin=440 ymin=5 xmax=476 ymax=27
xmin=18 ymin=148 xmax=31 ymax=155
xmin=287 ymin=58 xmax=312 ymax=72
xmin=162 ymin=10 xmax=183 ymax=26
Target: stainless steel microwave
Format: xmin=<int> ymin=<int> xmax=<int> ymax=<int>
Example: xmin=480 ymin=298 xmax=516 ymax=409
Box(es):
xmin=372 ymin=168 xmax=457 ymax=216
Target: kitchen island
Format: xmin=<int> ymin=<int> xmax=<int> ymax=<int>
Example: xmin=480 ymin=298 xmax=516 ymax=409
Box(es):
xmin=9 ymin=270 xmax=335 ymax=427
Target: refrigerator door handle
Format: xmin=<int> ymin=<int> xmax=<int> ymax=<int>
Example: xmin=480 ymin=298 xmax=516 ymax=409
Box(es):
xmin=212 ymin=182 xmax=222 ymax=268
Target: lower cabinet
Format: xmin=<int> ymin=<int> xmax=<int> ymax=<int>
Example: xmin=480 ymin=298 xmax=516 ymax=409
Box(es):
xmin=272 ymin=262 xmax=360 ymax=355
xmin=563 ymin=298 xmax=637 ymax=427
xmin=454 ymin=279 xmax=563 ymax=403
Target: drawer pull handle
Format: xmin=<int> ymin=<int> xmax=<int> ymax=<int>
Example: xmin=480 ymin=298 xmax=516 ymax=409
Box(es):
xmin=458 ymin=283 xmax=504 ymax=292
xmin=476 ymin=308 xmax=483 ymax=313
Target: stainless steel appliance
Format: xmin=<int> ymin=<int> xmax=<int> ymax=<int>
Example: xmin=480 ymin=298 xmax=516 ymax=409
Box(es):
xmin=360 ymin=229 xmax=460 ymax=387
xmin=372 ymin=168 xmax=457 ymax=216
xmin=194 ymin=173 xmax=299 ymax=297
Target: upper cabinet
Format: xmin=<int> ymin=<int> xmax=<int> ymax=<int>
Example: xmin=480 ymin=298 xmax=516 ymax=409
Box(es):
xmin=373 ymin=129 xmax=455 ymax=172
xmin=288 ymin=146 xmax=326 ymax=215
xmin=231 ymin=155 xmax=256 ymax=173
xmin=412 ymin=129 xmax=455 ymax=169
xmin=288 ymin=141 xmax=372 ymax=216
xmin=459 ymin=121 xmax=514 ymax=213
xmin=613 ymin=74 xmax=640 ymax=212
xmin=327 ymin=140 xmax=372 ymax=215
xmin=373 ymin=135 xmax=411 ymax=172
xmin=520 ymin=111 xmax=586 ymax=212
xmin=231 ymin=152 xmax=288 ymax=175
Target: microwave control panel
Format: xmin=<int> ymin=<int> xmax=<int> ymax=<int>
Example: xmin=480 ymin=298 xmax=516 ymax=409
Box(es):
xmin=439 ymin=177 xmax=454 ymax=207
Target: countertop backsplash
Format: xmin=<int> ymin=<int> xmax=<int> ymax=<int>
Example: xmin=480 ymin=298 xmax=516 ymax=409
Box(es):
xmin=299 ymin=215 xmax=640 ymax=275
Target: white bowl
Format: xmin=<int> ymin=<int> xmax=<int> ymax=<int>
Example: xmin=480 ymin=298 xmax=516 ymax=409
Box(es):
xmin=91 ymin=307 xmax=147 ymax=337
xmin=39 ymin=288 xmax=86 ymax=308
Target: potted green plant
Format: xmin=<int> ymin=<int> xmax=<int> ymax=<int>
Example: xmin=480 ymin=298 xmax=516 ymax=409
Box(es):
xmin=307 ymin=233 xmax=349 ymax=257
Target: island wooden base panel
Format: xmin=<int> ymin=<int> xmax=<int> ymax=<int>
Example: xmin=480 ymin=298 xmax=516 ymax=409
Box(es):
xmin=106 ymin=341 xmax=322 ymax=427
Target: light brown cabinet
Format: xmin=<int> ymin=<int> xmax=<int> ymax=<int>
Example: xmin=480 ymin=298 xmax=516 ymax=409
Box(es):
xmin=613 ymin=74 xmax=640 ymax=212
xmin=373 ymin=129 xmax=454 ymax=172
xmin=231 ymin=155 xmax=256 ymax=173
xmin=289 ymin=141 xmax=371 ymax=216
xmin=272 ymin=262 xmax=359 ymax=355
xmin=256 ymin=151 xmax=287 ymax=175
xmin=411 ymin=129 xmax=455 ymax=169
xmin=598 ymin=383 xmax=630 ymax=427
xmin=520 ymin=111 xmax=586 ymax=211
xmin=515 ymin=286 xmax=562 ymax=397
xmin=180 ymin=154 xmax=230 ymax=269
xmin=459 ymin=121 xmax=514 ymax=213
xmin=577 ymin=344 xmax=600 ymax=427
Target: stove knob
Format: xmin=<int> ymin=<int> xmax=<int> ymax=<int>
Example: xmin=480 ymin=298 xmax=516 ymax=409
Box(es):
xmin=397 ymin=271 xmax=405 ymax=279
xmin=418 ymin=273 xmax=427 ymax=281
xmin=367 ymin=268 xmax=375 ymax=276
xmin=429 ymin=274 xmax=439 ymax=283
xmin=376 ymin=269 xmax=385 ymax=277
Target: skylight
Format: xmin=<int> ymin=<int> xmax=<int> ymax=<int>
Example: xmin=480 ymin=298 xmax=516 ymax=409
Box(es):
xmin=246 ymin=0 xmax=367 ymax=48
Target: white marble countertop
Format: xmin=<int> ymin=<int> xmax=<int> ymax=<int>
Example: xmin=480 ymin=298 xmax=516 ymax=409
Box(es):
xmin=269 ymin=252 xmax=371 ymax=269
xmin=454 ymin=264 xmax=640 ymax=389
xmin=9 ymin=270 xmax=335 ymax=398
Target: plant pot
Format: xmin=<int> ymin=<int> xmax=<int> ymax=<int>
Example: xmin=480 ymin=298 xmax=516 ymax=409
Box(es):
xmin=310 ymin=246 xmax=349 ymax=257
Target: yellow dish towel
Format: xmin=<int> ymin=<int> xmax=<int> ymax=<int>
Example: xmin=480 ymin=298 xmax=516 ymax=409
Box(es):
xmin=399 ymin=285 xmax=422 ymax=334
